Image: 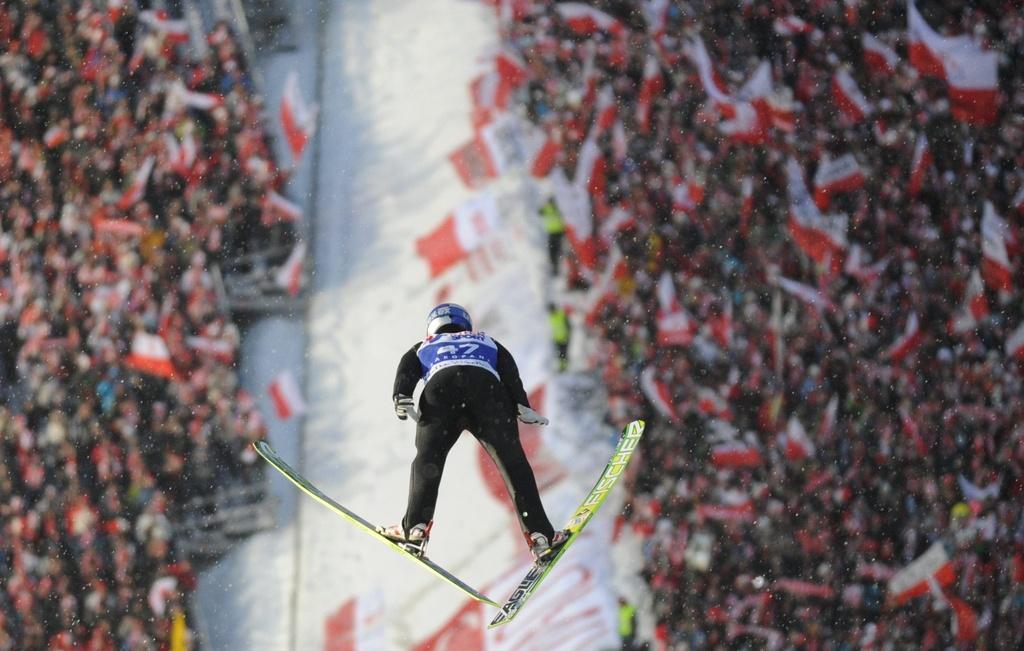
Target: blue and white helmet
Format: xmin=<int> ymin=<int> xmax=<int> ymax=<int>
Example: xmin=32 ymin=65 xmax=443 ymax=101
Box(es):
xmin=426 ymin=303 xmax=472 ymax=336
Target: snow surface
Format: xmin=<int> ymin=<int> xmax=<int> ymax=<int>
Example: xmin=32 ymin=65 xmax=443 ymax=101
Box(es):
xmin=196 ymin=1 xmax=632 ymax=649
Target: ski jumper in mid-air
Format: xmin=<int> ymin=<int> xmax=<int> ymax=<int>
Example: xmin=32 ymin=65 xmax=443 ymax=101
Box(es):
xmin=380 ymin=303 xmax=569 ymax=561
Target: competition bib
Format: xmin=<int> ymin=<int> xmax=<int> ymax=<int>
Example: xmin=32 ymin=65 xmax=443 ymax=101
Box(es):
xmin=417 ymin=332 xmax=499 ymax=381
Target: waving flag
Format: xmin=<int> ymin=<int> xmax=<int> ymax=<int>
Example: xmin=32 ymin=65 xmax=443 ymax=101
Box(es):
xmin=275 ymin=242 xmax=306 ymax=297
xmin=862 ymin=33 xmax=899 ymax=74
xmin=415 ymin=192 xmax=502 ymax=278
xmin=172 ymin=82 xmax=224 ymax=111
xmin=552 ymin=169 xmax=597 ymax=268
xmin=908 ymin=134 xmax=931 ymax=197
xmin=889 ymin=542 xmax=955 ymax=604
xmin=813 ymin=153 xmax=865 ymax=209
xmin=636 ymin=55 xmax=664 ymax=133
xmin=950 ymin=269 xmax=988 ymax=333
xmin=554 ymin=3 xmax=625 ymax=37
xmin=887 ymin=313 xmax=924 ymax=362
xmin=710 ymin=442 xmax=762 ymax=469
xmin=774 ymin=16 xmax=819 ymax=37
xmin=1006 ymin=322 xmax=1024 ymax=361
xmin=261 ymin=191 xmax=303 ymax=224
xmin=832 ymin=69 xmax=872 ymax=122
xmin=139 ymin=10 xmax=190 ymax=43
xmin=640 ymin=366 xmax=678 ymax=421
xmin=698 ymin=491 xmax=756 ymax=521
xmin=280 ymin=71 xmax=318 ymax=162
xmin=656 ymin=270 xmax=696 ymax=346
xmin=780 ymin=415 xmax=815 ymax=461
xmin=268 ymin=371 xmax=306 ymax=419
xmin=448 ymin=121 xmax=510 ymax=189
xmin=981 ymin=201 xmax=1013 ymax=292
xmin=786 ymin=159 xmax=847 ymax=271
xmin=778 ymin=277 xmax=835 ymax=313
xmin=125 ymin=332 xmax=176 ymax=379
xmin=116 ymin=156 xmax=155 ymax=210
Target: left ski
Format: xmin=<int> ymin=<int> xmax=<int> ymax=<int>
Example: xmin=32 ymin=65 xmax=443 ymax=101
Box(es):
xmin=253 ymin=440 xmax=499 ymax=607
xmin=488 ymin=419 xmax=646 ymax=628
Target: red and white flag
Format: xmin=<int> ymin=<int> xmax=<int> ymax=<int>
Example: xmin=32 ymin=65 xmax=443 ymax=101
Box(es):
xmin=900 ymin=407 xmax=929 ymax=457
xmin=43 ymin=126 xmax=69 ymax=149
xmin=640 ymin=366 xmax=678 ymax=421
xmin=767 ymin=89 xmax=797 ymax=132
xmin=275 ymin=242 xmax=306 ymax=297
xmin=685 ymin=36 xmax=732 ymax=108
xmin=832 ymin=69 xmax=872 ymax=122
xmin=718 ymin=102 xmax=767 ymax=144
xmin=887 ymin=313 xmax=924 ymax=362
xmin=552 ymin=169 xmax=597 ymax=269
xmin=950 ymin=269 xmax=988 ymax=333
xmin=139 ymin=10 xmax=190 ymax=43
xmin=778 ymin=277 xmax=836 ymax=313
xmin=813 ymin=153 xmax=865 ymax=209
xmin=493 ymin=47 xmax=530 ymax=90
xmin=415 ymin=192 xmax=501 ymax=278
xmin=125 ymin=332 xmax=176 ymax=379
xmin=889 ymin=542 xmax=954 ymax=604
xmin=773 ymin=580 xmax=834 ymax=599
xmin=710 ymin=442 xmax=762 ymax=469
xmin=843 ymin=244 xmax=888 ymax=285
xmin=780 ymin=415 xmax=815 ymax=461
xmin=981 ymin=201 xmax=1013 ymax=292
xmin=907 ymin=0 xmax=970 ymax=78
xmin=774 ymin=15 xmax=819 ymax=37
xmin=172 ymin=83 xmax=224 ymax=111
xmin=116 ymin=156 xmax=155 ymax=210
xmin=696 ymin=388 xmax=732 ymax=421
xmin=786 ymin=159 xmax=847 ymax=272
xmin=449 ymin=121 xmax=509 ymax=189
xmin=268 ymin=370 xmax=306 ymax=419
xmin=525 ymin=130 xmax=560 ymax=178
xmin=908 ymin=133 xmax=931 ymax=198
xmin=164 ymin=132 xmax=196 ymax=177
xmin=698 ymin=491 xmax=756 ymax=522
xmin=599 ymin=206 xmax=635 ymax=245
xmin=862 ymin=33 xmax=899 ymax=74
xmin=95 ymin=219 xmax=145 ymax=238
xmin=554 ymin=3 xmax=625 ymax=37
xmin=185 ymin=336 xmax=235 ymax=364
xmin=1006 ymin=322 xmax=1024 ymax=361
xmin=280 ymin=71 xmax=318 ymax=162
xmin=656 ymin=270 xmax=696 ymax=346
xmin=1013 ymin=186 xmax=1024 ymax=214
xmin=593 ymin=85 xmax=618 ymax=133
xmin=636 ymin=55 xmax=664 ymax=133
xmin=261 ymin=191 xmax=303 ymax=224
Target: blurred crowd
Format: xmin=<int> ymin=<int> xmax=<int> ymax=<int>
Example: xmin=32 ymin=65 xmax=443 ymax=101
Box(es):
xmin=0 ymin=2 xmax=282 ymax=648
xmin=498 ymin=0 xmax=1024 ymax=648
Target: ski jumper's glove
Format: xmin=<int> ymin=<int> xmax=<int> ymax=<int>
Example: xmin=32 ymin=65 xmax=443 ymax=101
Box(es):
xmin=394 ymin=395 xmax=415 ymax=421
xmin=517 ymin=404 xmax=549 ymax=426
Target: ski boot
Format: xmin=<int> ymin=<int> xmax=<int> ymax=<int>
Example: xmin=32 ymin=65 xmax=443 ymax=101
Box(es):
xmin=528 ymin=529 xmax=570 ymax=563
xmin=378 ymin=522 xmax=431 ymax=557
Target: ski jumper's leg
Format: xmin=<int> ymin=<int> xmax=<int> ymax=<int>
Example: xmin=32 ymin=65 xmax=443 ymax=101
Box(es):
xmin=403 ymin=372 xmax=463 ymax=532
xmin=468 ymin=373 xmax=555 ymax=541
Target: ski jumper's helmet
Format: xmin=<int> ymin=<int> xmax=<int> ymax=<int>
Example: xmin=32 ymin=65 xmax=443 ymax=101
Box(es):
xmin=426 ymin=303 xmax=472 ymax=336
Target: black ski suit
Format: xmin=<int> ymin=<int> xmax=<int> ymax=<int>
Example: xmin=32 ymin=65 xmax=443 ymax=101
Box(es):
xmin=393 ymin=336 xmax=555 ymax=541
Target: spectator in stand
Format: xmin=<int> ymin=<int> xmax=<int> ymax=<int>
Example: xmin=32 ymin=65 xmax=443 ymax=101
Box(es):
xmin=0 ymin=2 xmax=284 ymax=648
xmin=495 ymin=0 xmax=1024 ymax=648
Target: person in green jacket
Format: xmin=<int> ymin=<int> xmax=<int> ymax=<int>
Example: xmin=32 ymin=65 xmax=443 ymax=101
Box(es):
xmin=618 ymin=596 xmax=637 ymax=649
xmin=539 ymin=200 xmax=565 ymax=273
xmin=548 ymin=303 xmax=570 ymax=371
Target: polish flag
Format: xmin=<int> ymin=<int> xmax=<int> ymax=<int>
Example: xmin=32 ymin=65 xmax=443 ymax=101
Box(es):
xmin=899 ymin=408 xmax=928 ymax=456
xmin=813 ymin=153 xmax=865 ymax=209
xmin=267 ymin=371 xmax=306 ymax=419
xmin=552 ymin=169 xmax=597 ymax=268
xmin=908 ymin=133 xmax=931 ymax=198
xmin=275 ymin=242 xmax=306 ymax=297
xmin=862 ymin=33 xmax=899 ymax=74
xmin=280 ymin=71 xmax=318 ymax=162
xmin=944 ymin=592 xmax=979 ymax=644
xmin=574 ymin=130 xmax=607 ymax=200
xmin=261 ymin=191 xmax=303 ymax=224
xmin=554 ymin=3 xmax=625 ymax=37
xmin=173 ymin=83 xmax=224 ymax=111
xmin=778 ymin=277 xmax=836 ymax=313
xmin=698 ymin=492 xmax=756 ymax=522
xmin=887 ymin=313 xmax=924 ymax=363
xmin=640 ymin=366 xmax=678 ymax=421
xmin=780 ymin=415 xmax=815 ymax=461
xmin=981 ymin=201 xmax=1013 ymax=292
xmin=593 ymin=85 xmax=618 ymax=132
xmin=185 ymin=336 xmax=235 ymax=364
xmin=820 ymin=395 xmax=838 ymax=439
xmin=449 ymin=121 xmax=509 ymax=189
xmin=611 ymin=119 xmax=628 ymax=163
xmin=469 ymin=70 xmax=513 ymax=119
xmin=950 ymin=269 xmax=988 ymax=333
xmin=636 ymin=56 xmax=664 ymax=133
xmin=673 ymin=176 xmax=705 ymax=214
xmin=685 ymin=37 xmax=733 ymax=109
xmin=718 ymin=102 xmax=767 ymax=144
xmin=774 ymin=16 xmax=818 ymax=37
xmin=773 ymin=580 xmax=835 ymax=600
xmin=710 ymin=442 xmax=762 ymax=469
xmin=526 ymin=130 xmax=560 ymax=178
xmin=107 ymin=0 xmax=126 ymax=23
xmin=94 ymin=219 xmax=145 ymax=238
xmin=116 ymin=156 xmax=155 ymax=210
xmin=415 ymin=192 xmax=501 ymax=278
xmin=1005 ymin=322 xmax=1024 ymax=361
xmin=767 ymin=90 xmax=797 ymax=132
xmin=696 ymin=388 xmax=732 ymax=421
xmin=494 ymin=47 xmax=530 ymax=89
xmin=1013 ymin=186 xmax=1024 ymax=214
xmin=943 ymin=47 xmax=1000 ymax=125
xmin=906 ymin=0 xmax=968 ymax=78
xmin=832 ymin=69 xmax=872 ymax=122
xmin=655 ymin=270 xmax=696 ymax=346
xmin=599 ymin=206 xmax=635 ymax=244
xmin=164 ymin=132 xmax=196 ymax=177
xmin=43 ymin=126 xmax=69 ymax=149
xmin=889 ymin=542 xmax=954 ymax=604
xmin=139 ymin=10 xmax=190 ymax=43
xmin=125 ymin=332 xmax=177 ymax=379
xmin=740 ymin=176 xmax=754 ymax=231
xmin=786 ymin=159 xmax=847 ymax=272
xmin=843 ymin=244 xmax=888 ymax=285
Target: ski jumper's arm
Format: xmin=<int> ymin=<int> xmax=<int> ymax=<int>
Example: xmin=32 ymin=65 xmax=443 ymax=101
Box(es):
xmin=494 ymin=340 xmax=530 ymax=409
xmin=393 ymin=342 xmax=423 ymax=399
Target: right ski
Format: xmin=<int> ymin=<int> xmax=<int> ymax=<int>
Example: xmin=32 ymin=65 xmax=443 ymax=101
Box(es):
xmin=253 ymin=440 xmax=499 ymax=608
xmin=488 ymin=419 xmax=646 ymax=628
